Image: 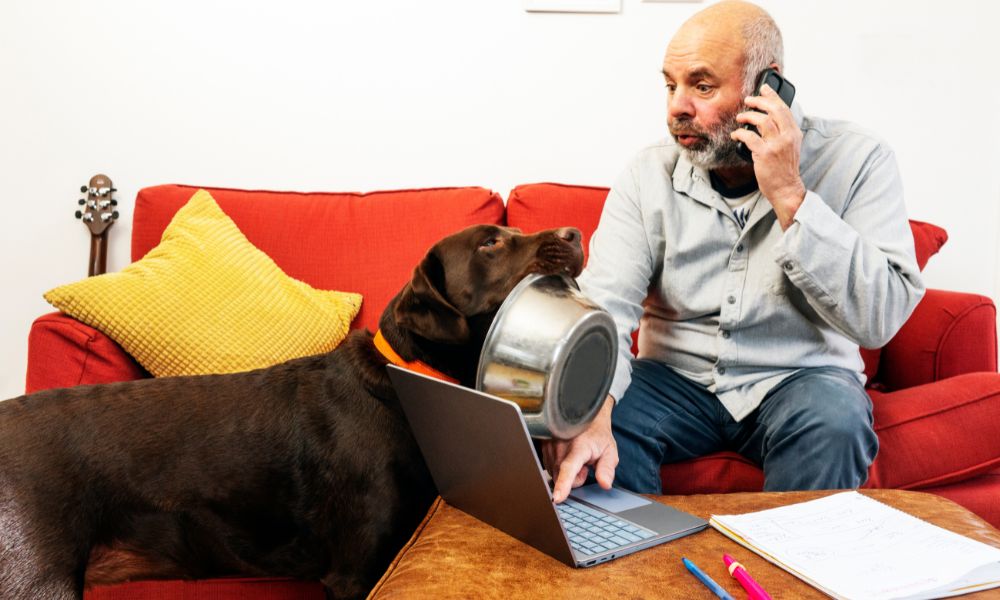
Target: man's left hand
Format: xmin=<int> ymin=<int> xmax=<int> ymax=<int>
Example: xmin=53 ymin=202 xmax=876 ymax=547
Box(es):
xmin=731 ymin=83 xmax=806 ymax=230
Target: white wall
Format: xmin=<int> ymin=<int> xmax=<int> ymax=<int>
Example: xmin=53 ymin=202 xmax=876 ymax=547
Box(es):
xmin=1 ymin=0 xmax=998 ymax=400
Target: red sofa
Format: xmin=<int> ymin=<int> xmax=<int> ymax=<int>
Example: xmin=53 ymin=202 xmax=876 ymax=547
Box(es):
xmin=25 ymin=183 xmax=1000 ymax=598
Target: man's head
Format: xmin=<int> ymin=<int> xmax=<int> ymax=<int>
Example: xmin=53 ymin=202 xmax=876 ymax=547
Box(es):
xmin=662 ymin=1 xmax=784 ymax=170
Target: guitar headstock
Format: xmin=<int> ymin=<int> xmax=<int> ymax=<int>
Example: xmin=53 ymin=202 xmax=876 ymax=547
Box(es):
xmin=75 ymin=173 xmax=119 ymax=235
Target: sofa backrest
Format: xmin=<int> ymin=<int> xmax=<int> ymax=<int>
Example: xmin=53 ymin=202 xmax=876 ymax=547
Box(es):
xmin=132 ymin=185 xmax=505 ymax=333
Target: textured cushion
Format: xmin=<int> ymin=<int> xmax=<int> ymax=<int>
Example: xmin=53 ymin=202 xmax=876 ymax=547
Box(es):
xmin=131 ymin=185 xmax=506 ymax=333
xmin=44 ymin=190 xmax=361 ymax=377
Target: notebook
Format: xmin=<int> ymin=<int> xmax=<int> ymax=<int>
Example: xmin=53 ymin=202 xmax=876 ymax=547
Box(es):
xmin=710 ymin=491 xmax=1000 ymax=599
xmin=387 ymin=364 xmax=707 ymax=567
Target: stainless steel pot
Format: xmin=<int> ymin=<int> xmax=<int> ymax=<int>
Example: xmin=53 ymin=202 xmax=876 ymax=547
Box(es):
xmin=476 ymin=273 xmax=617 ymax=439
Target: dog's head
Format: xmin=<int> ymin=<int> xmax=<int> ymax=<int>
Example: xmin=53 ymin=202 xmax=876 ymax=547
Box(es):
xmin=388 ymin=224 xmax=584 ymax=350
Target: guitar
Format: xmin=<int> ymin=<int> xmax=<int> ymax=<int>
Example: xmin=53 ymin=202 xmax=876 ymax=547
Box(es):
xmin=75 ymin=174 xmax=119 ymax=276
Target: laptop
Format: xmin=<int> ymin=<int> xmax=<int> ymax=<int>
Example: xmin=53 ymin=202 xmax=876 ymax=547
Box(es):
xmin=387 ymin=365 xmax=708 ymax=568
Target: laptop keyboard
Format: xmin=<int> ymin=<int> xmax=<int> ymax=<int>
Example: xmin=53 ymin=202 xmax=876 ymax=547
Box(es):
xmin=556 ymin=498 xmax=655 ymax=556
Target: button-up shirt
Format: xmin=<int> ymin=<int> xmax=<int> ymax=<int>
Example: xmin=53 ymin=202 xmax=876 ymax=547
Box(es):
xmin=578 ymin=104 xmax=925 ymax=422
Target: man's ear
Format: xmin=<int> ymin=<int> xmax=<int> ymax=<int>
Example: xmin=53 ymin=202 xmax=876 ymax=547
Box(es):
xmin=393 ymin=250 xmax=471 ymax=344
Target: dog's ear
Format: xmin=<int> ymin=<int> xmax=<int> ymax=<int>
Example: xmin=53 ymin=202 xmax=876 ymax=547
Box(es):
xmin=393 ymin=250 xmax=471 ymax=344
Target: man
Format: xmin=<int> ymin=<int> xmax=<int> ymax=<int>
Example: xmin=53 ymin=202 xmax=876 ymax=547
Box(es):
xmin=543 ymin=0 xmax=925 ymax=503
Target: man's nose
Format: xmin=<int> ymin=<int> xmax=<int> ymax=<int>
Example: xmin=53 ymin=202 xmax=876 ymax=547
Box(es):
xmin=668 ymin=88 xmax=694 ymax=121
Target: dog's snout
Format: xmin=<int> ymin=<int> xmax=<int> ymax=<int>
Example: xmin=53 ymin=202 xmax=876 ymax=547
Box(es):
xmin=555 ymin=227 xmax=581 ymax=245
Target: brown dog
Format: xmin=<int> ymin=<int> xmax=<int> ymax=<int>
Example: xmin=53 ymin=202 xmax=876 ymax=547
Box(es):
xmin=0 ymin=224 xmax=583 ymax=600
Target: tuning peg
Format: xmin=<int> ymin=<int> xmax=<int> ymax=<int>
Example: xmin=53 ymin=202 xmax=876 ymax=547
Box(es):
xmin=82 ymin=214 xmax=94 ymax=223
xmin=78 ymin=199 xmax=85 ymax=205
xmin=111 ymin=199 xmax=118 ymax=206
xmin=110 ymin=188 xmax=117 ymax=193
xmin=80 ymin=185 xmax=88 ymax=193
xmin=112 ymin=211 xmax=120 ymax=220
xmin=75 ymin=210 xmax=83 ymax=219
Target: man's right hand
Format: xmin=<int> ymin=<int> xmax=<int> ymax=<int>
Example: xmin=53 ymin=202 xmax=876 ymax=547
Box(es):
xmin=541 ymin=395 xmax=618 ymax=503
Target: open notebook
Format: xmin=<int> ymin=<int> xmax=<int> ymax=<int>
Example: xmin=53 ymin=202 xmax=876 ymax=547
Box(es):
xmin=710 ymin=492 xmax=1000 ymax=600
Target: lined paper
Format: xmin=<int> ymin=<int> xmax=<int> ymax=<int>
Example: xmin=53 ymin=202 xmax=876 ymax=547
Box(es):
xmin=710 ymin=492 xmax=1000 ymax=599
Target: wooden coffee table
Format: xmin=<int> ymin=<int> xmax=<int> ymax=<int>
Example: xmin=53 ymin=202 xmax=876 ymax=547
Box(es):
xmin=366 ymin=490 xmax=1000 ymax=599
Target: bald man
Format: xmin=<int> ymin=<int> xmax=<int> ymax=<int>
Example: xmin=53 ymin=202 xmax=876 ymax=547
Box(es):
xmin=543 ymin=1 xmax=924 ymax=502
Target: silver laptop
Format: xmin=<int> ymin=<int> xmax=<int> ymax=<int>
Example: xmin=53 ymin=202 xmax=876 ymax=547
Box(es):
xmin=387 ymin=365 xmax=708 ymax=568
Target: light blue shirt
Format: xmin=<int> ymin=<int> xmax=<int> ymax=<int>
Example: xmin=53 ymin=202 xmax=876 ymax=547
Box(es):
xmin=578 ymin=104 xmax=925 ymax=422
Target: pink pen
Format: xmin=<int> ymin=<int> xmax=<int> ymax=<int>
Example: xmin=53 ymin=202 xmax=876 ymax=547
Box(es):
xmin=723 ymin=554 xmax=772 ymax=600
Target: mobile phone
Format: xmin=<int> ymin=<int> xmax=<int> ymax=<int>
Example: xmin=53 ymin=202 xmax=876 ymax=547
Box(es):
xmin=736 ymin=68 xmax=796 ymax=162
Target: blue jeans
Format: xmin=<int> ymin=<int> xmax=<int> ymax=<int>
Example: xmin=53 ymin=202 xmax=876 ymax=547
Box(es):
xmin=612 ymin=359 xmax=878 ymax=493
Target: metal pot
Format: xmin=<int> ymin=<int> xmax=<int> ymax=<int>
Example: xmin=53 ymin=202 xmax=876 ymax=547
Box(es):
xmin=476 ymin=273 xmax=617 ymax=439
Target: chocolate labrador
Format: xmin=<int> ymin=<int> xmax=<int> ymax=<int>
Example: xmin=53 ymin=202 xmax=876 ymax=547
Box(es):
xmin=0 ymin=224 xmax=584 ymax=600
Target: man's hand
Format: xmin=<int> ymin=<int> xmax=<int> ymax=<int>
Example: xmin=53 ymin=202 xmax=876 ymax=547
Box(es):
xmin=731 ymin=83 xmax=806 ymax=230
xmin=541 ymin=395 xmax=618 ymax=503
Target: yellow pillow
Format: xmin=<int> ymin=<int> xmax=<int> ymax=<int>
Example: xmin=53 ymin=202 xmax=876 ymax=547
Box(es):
xmin=45 ymin=189 xmax=362 ymax=377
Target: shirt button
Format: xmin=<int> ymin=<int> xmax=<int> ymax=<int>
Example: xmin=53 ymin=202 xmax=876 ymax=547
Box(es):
xmin=783 ymin=261 xmax=794 ymax=270
xmin=717 ymin=366 xmax=727 ymax=375
xmin=727 ymin=295 xmax=736 ymax=304
xmin=721 ymin=330 xmax=731 ymax=339
xmin=736 ymin=244 xmax=744 ymax=252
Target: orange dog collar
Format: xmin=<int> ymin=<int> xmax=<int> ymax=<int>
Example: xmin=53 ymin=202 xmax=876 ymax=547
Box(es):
xmin=374 ymin=330 xmax=459 ymax=384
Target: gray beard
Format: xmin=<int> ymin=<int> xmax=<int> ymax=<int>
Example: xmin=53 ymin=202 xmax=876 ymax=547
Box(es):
xmin=673 ymin=110 xmax=750 ymax=170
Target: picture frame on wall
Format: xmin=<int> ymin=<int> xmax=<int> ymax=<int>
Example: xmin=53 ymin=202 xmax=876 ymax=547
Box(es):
xmin=524 ymin=0 xmax=621 ymax=13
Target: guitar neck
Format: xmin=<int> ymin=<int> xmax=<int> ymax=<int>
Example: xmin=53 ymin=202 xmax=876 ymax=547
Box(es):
xmin=88 ymin=232 xmax=109 ymax=277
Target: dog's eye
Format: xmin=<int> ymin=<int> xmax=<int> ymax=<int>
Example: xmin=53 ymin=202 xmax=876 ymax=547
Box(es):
xmin=481 ymin=238 xmax=499 ymax=248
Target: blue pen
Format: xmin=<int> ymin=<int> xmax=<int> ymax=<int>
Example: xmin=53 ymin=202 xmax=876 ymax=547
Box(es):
xmin=682 ymin=557 xmax=735 ymax=600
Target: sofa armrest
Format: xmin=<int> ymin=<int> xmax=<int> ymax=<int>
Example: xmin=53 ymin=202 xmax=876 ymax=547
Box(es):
xmin=26 ymin=312 xmax=148 ymax=394
xmin=878 ymin=289 xmax=997 ymax=391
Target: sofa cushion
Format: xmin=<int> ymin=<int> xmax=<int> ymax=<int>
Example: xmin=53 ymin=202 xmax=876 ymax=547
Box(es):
xmin=659 ymin=452 xmax=764 ymax=494
xmin=506 ymin=183 xmax=607 ymax=263
xmin=506 ymin=183 xmax=948 ymax=385
xmin=45 ymin=190 xmax=362 ymax=377
xmin=921 ymin=468 xmax=1000 ymax=530
xmin=132 ymin=185 xmax=505 ymax=333
xmin=865 ymin=373 xmax=1000 ymax=490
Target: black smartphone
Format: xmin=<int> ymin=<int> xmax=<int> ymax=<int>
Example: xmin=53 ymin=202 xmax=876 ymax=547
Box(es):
xmin=736 ymin=68 xmax=796 ymax=162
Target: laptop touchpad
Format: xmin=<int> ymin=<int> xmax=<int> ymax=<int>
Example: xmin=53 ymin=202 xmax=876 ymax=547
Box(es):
xmin=571 ymin=484 xmax=651 ymax=513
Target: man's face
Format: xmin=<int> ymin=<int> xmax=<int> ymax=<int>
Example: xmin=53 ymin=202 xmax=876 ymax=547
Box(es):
xmin=662 ymin=25 xmax=749 ymax=169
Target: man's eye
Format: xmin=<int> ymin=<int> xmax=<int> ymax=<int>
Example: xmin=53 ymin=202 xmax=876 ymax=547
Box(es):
xmin=665 ymin=83 xmax=676 ymax=93
xmin=697 ymin=84 xmax=712 ymax=93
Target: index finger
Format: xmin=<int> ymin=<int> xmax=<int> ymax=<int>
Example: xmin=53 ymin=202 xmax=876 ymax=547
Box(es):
xmin=552 ymin=445 xmax=591 ymax=503
xmin=746 ymin=84 xmax=795 ymax=129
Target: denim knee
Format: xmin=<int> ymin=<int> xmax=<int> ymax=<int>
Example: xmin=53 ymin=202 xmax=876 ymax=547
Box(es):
xmin=759 ymin=368 xmax=878 ymax=490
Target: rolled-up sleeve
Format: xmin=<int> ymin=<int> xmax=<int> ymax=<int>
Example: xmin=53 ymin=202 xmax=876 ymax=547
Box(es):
xmin=774 ymin=145 xmax=925 ymax=348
